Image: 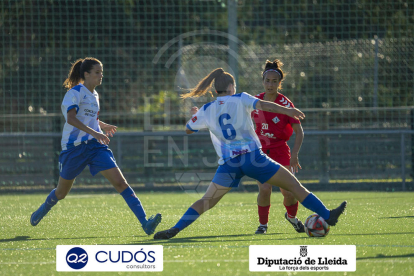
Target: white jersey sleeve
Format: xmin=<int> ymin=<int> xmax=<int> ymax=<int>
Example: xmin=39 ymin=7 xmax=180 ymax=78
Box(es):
xmin=240 ymin=92 xmax=259 ymax=113
xmin=186 ymin=106 xmax=208 ymax=132
xmin=61 ymin=88 xmax=81 ymax=117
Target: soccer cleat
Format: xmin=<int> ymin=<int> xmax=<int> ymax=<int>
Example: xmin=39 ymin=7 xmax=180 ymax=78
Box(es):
xmin=30 ymin=203 xmax=50 ymax=226
xmin=255 ymin=225 xmax=268 ymax=234
xmin=284 ymin=213 xmax=305 ymax=233
xmin=153 ymin=227 xmax=180 ymax=239
xmin=143 ymin=213 xmax=162 ymax=235
xmin=325 ymin=201 xmax=347 ymax=226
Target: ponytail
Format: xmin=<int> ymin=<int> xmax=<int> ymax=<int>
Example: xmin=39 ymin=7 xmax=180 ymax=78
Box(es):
xmin=181 ymin=68 xmax=235 ymax=99
xmin=63 ymin=57 xmax=102 ymax=90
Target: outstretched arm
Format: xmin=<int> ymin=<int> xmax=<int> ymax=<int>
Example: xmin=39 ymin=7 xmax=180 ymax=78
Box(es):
xmin=255 ymin=100 xmax=305 ymax=120
xmin=185 ymin=106 xmax=199 ymax=134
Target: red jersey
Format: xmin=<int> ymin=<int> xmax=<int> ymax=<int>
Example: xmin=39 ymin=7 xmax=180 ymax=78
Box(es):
xmin=252 ymin=92 xmax=300 ymax=149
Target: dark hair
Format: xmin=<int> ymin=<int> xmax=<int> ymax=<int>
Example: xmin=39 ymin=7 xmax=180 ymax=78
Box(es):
xmin=262 ymin=59 xmax=284 ymax=90
xmin=63 ymin=57 xmax=102 ymax=90
xmin=181 ymin=68 xmax=235 ymax=99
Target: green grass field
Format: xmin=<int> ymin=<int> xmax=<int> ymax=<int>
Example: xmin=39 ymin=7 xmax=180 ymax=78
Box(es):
xmin=1 ymin=191 xmax=413 ymax=276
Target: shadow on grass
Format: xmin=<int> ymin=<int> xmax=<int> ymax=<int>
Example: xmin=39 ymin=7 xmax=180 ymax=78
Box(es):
xmin=379 ymin=216 xmax=414 ymax=219
xmin=0 ymin=235 xmax=149 ymax=243
xmin=357 ymin=253 xmax=414 ymax=260
xmin=127 ymin=233 xmax=309 ymax=245
xmin=334 ymin=232 xmax=414 ymax=236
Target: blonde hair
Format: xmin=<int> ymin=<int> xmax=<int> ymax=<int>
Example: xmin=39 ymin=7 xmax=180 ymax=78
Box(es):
xmin=181 ymin=68 xmax=235 ymax=98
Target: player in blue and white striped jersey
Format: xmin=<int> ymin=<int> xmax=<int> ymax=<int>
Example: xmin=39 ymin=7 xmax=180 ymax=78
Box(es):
xmin=60 ymin=81 xmax=102 ymax=151
xmin=30 ymin=57 xmax=161 ymax=235
xmin=154 ymin=68 xmax=347 ymax=239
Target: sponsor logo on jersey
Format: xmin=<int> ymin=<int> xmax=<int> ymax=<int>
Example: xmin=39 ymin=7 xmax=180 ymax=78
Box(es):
xmin=219 ymin=101 xmax=225 ymax=105
xmin=260 ymin=130 xmax=275 ymax=139
xmin=272 ymin=116 xmax=280 ymax=124
xmin=232 ymin=149 xmax=249 ymax=156
xmin=192 ymin=116 xmax=197 ymax=122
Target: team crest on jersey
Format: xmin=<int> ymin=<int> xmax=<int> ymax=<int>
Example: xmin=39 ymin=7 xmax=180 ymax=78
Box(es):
xmin=272 ymin=116 xmax=280 ymax=124
xmin=192 ymin=116 xmax=197 ymax=122
xmin=219 ymin=101 xmax=225 ymax=105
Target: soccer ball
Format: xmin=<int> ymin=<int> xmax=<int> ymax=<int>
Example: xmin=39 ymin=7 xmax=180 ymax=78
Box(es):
xmin=304 ymin=214 xmax=330 ymax=237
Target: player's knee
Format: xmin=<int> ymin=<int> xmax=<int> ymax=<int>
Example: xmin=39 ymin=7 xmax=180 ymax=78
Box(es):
xmin=259 ymin=183 xmax=272 ymax=196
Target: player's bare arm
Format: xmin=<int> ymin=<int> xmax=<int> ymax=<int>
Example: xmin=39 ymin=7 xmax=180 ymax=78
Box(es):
xmin=99 ymin=121 xmax=117 ymax=137
xmin=290 ymin=123 xmax=304 ymax=173
xmin=256 ymin=100 xmax=305 ymax=120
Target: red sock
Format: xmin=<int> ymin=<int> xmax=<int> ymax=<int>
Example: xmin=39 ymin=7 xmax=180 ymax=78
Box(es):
xmin=258 ymin=205 xmax=270 ymax=225
xmin=285 ymin=201 xmax=299 ymax=218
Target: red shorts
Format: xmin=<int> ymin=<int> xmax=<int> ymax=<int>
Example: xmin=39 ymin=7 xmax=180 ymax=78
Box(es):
xmin=262 ymin=144 xmax=291 ymax=167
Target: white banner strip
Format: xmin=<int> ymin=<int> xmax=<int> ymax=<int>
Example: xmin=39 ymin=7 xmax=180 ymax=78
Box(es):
xmin=56 ymin=245 xmax=163 ymax=272
xmin=250 ymin=245 xmax=356 ymax=272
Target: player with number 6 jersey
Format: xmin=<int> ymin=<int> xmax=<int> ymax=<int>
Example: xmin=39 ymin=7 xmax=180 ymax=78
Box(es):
xmin=154 ymin=68 xmax=347 ymax=240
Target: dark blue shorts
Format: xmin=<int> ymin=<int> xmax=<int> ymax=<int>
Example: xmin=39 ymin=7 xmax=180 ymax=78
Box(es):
xmin=212 ymin=149 xmax=281 ymax=188
xmin=58 ymin=139 xmax=118 ymax=180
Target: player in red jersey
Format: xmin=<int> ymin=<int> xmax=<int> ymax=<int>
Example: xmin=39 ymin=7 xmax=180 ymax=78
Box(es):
xmin=252 ymin=59 xmax=305 ymax=234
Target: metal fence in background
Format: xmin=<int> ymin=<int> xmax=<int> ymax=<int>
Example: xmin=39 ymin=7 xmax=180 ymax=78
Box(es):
xmin=1 ymin=128 xmax=412 ymax=191
xmin=1 ymin=1 xmax=413 ymax=191
xmin=1 ymin=1 xmax=413 ymax=131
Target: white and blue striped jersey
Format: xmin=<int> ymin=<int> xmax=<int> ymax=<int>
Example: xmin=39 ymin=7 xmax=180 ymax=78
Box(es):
xmin=186 ymin=92 xmax=261 ymax=165
xmin=60 ymin=83 xmax=102 ymax=150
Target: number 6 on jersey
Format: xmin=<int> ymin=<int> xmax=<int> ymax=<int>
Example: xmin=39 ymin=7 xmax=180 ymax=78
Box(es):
xmin=218 ymin=113 xmax=236 ymax=140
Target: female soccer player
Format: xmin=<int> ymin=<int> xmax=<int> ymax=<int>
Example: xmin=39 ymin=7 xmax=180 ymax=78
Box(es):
xmin=30 ymin=57 xmax=161 ymax=235
xmin=252 ymin=59 xmax=305 ymax=234
xmin=154 ymin=68 xmax=346 ymax=239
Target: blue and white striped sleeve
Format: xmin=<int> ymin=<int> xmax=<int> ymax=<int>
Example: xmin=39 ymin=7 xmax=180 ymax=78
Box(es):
xmin=62 ymin=89 xmax=81 ymax=114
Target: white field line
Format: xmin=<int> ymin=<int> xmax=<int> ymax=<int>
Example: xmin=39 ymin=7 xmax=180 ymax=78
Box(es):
xmin=1 ymin=244 xmax=414 ymax=251
xmin=1 ymin=259 xmax=412 ymax=265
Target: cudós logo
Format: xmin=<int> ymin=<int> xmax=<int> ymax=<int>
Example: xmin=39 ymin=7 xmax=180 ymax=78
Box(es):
xmin=66 ymin=247 xmax=88 ymax=270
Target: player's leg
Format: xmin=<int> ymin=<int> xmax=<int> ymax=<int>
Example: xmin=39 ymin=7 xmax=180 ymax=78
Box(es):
xmin=265 ymin=166 xmax=346 ymax=226
xmin=154 ymin=182 xmax=231 ymax=239
xmin=255 ymin=182 xmax=272 ymax=234
xmin=100 ymin=167 xmax=161 ymax=235
xmin=188 ymin=181 xmax=231 ymax=215
xmin=30 ymin=177 xmax=75 ymax=226
xmin=31 ymin=146 xmax=86 ymax=227
xmin=280 ymin=166 xmax=304 ymax=233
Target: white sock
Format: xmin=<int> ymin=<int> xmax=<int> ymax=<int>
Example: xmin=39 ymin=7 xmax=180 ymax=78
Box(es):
xmin=287 ymin=216 xmax=298 ymax=223
xmin=260 ymin=223 xmax=268 ymax=227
